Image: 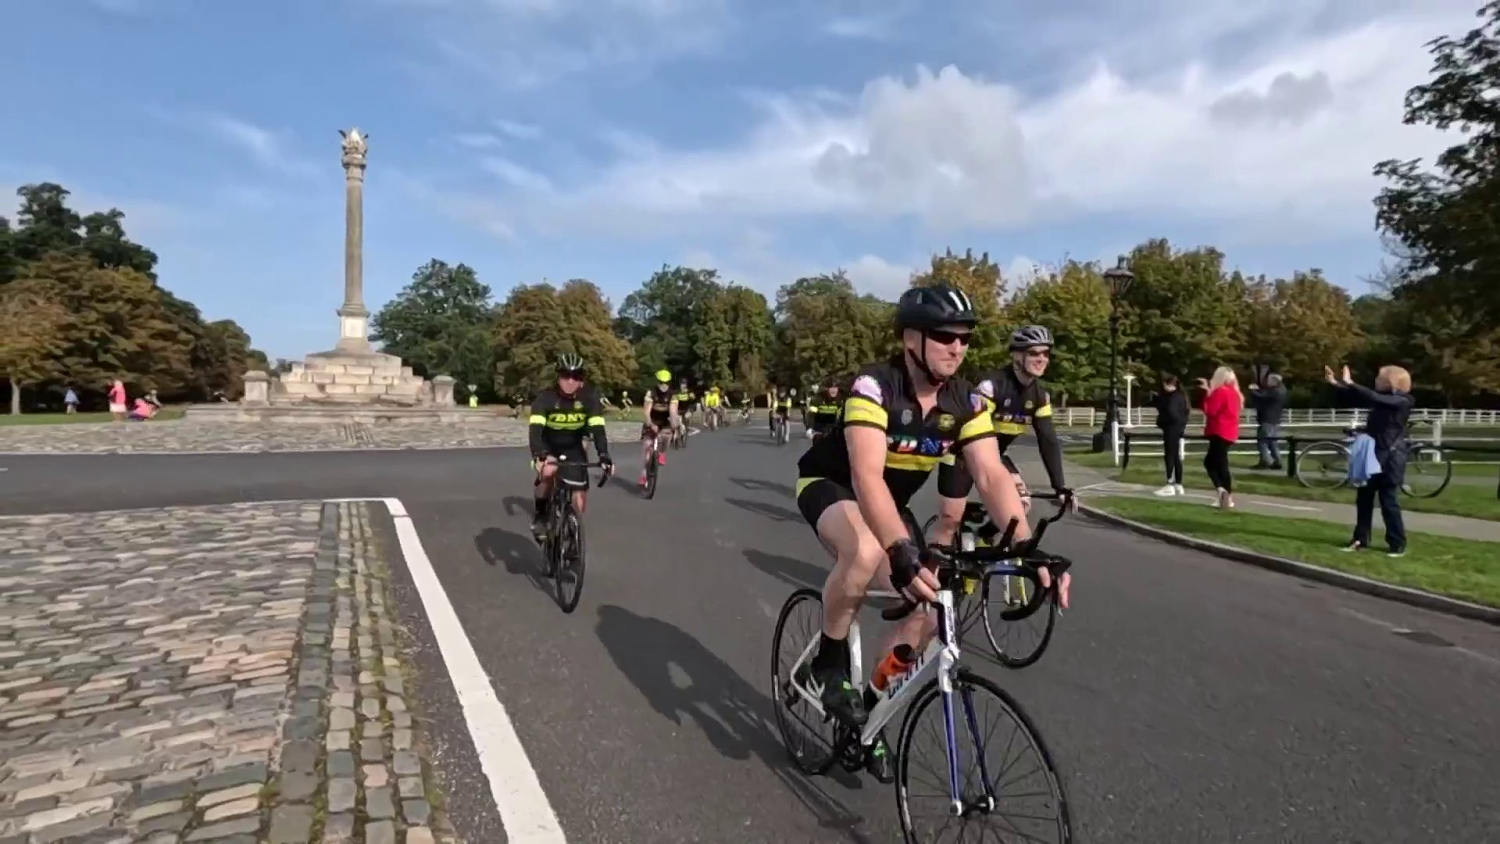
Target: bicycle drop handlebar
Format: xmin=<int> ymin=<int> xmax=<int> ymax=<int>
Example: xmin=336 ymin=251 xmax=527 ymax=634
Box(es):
xmin=533 ymin=455 xmax=613 ymax=488
xmin=879 ymin=490 xmax=1075 ymax=622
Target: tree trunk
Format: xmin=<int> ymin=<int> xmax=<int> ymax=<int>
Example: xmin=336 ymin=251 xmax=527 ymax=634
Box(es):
xmin=7 ymin=376 xmax=19 ymax=416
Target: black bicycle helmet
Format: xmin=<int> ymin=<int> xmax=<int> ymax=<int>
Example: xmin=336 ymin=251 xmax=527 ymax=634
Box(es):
xmin=555 ymin=352 xmax=585 ymax=373
xmin=894 ymin=285 xmax=978 ymax=331
xmin=1009 ymin=325 xmax=1053 ymax=351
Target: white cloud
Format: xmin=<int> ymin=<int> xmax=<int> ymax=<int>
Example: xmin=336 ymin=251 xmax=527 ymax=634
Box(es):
xmin=844 ymin=254 xmax=914 ymax=297
xmin=453 ymin=4 xmax=1471 ymax=247
xmin=822 ymin=15 xmax=893 ymax=41
xmin=454 ymin=132 xmax=504 ymax=149
xmin=480 ymin=156 xmax=553 ymax=192
xmin=1005 ymin=255 xmax=1044 ymax=287
xmin=493 ymin=118 xmax=542 ymax=139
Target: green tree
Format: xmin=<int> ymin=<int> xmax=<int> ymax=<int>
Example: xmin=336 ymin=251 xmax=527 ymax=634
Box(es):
xmin=1257 ymin=270 xmax=1361 ymax=384
xmin=371 ymin=259 xmax=498 ymax=400
xmin=909 ymin=248 xmax=1009 ymax=372
xmin=0 ymin=278 xmax=68 ymax=414
xmin=492 ymin=281 xmax=635 ymax=400
xmin=1118 ymin=239 xmax=1243 ymax=378
xmin=0 ymin=215 xmax=15 ymax=284
xmin=198 ymin=320 xmax=254 ymax=399
xmin=12 ymin=183 xmax=82 ymax=265
xmin=81 ymin=209 xmax=159 ymax=277
xmin=1374 ymin=1 xmax=1500 ymax=332
xmin=774 ymin=271 xmax=888 ymax=387
xmin=1005 ymin=261 xmax=1112 ymax=404
xmin=618 ymin=265 xmax=723 ymax=377
xmin=693 ymin=285 xmax=774 ymax=392
xmin=1384 ymin=283 xmax=1500 ymax=401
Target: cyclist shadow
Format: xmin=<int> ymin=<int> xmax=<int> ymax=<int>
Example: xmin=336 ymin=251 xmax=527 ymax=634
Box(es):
xmin=724 ymin=497 xmax=803 ymax=523
xmin=595 ymin=604 xmax=878 ymax=843
xmin=476 ymin=498 xmax=552 ymax=595
xmin=743 ymin=548 xmax=828 ymax=592
xmin=729 ymin=477 xmax=796 ymax=499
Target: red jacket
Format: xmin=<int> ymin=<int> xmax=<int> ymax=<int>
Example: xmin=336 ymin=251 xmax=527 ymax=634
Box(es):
xmin=1202 ymin=384 xmax=1243 ymax=442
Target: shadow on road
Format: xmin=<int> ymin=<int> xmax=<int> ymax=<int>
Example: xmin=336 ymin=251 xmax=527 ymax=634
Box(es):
xmin=725 ymin=497 xmax=803 ymax=524
xmin=474 ymin=515 xmax=552 ymax=596
xmin=594 ymin=604 xmax=876 ymax=842
xmin=744 ymin=548 xmax=828 ymax=592
xmin=730 ymin=477 xmax=796 ymax=499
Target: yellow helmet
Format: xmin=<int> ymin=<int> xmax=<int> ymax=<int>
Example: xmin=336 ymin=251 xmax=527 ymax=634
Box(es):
xmin=655 ymin=369 xmax=672 ymax=383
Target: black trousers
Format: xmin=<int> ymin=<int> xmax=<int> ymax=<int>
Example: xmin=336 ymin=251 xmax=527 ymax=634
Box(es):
xmin=1203 ymin=436 xmax=1234 ymax=492
xmin=1353 ymin=474 xmax=1406 ymax=552
xmin=1161 ymin=427 xmax=1186 ymax=484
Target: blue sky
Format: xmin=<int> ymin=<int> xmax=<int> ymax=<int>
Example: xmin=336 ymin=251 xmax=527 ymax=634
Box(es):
xmin=0 ymin=0 xmax=1478 ymax=360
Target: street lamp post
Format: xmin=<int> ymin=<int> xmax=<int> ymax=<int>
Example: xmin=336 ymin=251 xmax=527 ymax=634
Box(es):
xmin=1094 ymin=256 xmax=1135 ymax=452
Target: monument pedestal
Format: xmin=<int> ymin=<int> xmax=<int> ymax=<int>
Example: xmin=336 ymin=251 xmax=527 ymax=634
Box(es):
xmin=274 ymin=350 xmax=431 ymax=405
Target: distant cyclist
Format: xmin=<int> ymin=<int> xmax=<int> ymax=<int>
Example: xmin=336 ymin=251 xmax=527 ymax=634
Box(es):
xmin=527 ymin=354 xmax=614 ymax=539
xmin=674 ymin=379 xmax=698 ymax=437
xmin=807 ymin=376 xmax=843 ymax=440
xmin=639 ymin=370 xmax=679 ymax=487
xmin=930 ymin=325 xmax=1072 ymax=547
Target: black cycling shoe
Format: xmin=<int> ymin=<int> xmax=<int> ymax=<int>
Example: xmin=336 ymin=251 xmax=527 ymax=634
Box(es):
xmin=814 ymin=664 xmax=868 ymax=727
xmin=529 ymin=517 xmax=548 ymax=542
xmin=865 ymin=731 xmax=895 ymax=783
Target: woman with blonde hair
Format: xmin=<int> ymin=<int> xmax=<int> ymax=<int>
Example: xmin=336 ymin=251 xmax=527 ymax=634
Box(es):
xmin=1195 ymin=366 xmax=1244 ymax=508
xmin=1326 ymin=363 xmax=1414 ymax=557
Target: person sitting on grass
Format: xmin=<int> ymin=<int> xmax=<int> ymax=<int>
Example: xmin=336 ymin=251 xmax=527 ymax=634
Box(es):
xmin=1327 ymin=364 xmax=1413 ymax=558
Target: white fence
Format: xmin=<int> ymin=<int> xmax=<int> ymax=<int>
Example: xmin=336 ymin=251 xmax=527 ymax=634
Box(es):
xmin=1060 ymin=407 xmax=1500 ymax=428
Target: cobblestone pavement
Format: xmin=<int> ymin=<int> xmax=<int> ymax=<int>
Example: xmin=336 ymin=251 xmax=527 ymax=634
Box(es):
xmin=0 ymin=501 xmax=456 ymax=843
xmin=0 ymin=419 xmax=648 ymax=455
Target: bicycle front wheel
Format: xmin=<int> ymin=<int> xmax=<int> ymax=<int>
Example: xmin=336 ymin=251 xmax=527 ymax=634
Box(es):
xmin=555 ymin=512 xmax=585 ymax=613
xmin=896 ymin=671 xmax=1070 ymax=843
xmin=1295 ymin=441 xmax=1350 ymax=489
xmin=1402 ymin=446 xmax=1452 ymax=498
xmin=981 ymin=567 xmax=1055 ymax=669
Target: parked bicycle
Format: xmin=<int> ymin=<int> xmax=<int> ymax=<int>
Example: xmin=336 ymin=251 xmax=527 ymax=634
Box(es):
xmin=533 ymin=455 xmax=609 ymax=613
xmin=771 ymin=507 xmax=1072 ymax=842
xmin=1294 ymin=420 xmax=1452 ymax=498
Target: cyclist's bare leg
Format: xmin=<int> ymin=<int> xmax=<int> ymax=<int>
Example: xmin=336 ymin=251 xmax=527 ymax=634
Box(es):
xmin=813 ymin=501 xmax=934 ymax=650
xmin=571 ymin=489 xmax=587 ymax=514
xmin=932 ymin=494 xmax=964 ymax=546
xmin=532 ymin=462 xmax=557 ymax=529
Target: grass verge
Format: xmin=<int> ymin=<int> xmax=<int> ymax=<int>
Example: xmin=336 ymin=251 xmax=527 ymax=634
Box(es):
xmin=1068 ymin=449 xmax=1500 ymax=522
xmin=1090 ymin=494 xmax=1500 ymax=607
xmin=0 ymin=408 xmax=186 ymax=426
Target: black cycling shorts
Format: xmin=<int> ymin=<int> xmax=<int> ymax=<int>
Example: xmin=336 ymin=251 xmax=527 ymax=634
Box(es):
xmin=937 ymin=452 xmax=1024 ymax=499
xmin=795 ymin=477 xmax=857 ymax=530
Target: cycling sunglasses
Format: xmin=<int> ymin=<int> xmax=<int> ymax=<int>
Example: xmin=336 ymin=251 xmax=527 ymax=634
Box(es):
xmin=925 ymin=329 xmax=973 ymax=347
xmin=559 ymin=368 xmax=587 ymax=379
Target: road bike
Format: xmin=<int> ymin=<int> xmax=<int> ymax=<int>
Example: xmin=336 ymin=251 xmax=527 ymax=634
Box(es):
xmin=772 ymin=412 xmax=791 ymax=445
xmin=534 ymin=455 xmax=609 ymax=613
xmin=672 ymin=417 xmax=691 ymax=450
xmin=771 ymin=510 xmax=1072 ymax=842
xmin=1294 ymin=421 xmax=1452 ymax=498
xmin=641 ymin=427 xmax=673 ymax=500
xmin=920 ymin=492 xmax=1071 ymax=669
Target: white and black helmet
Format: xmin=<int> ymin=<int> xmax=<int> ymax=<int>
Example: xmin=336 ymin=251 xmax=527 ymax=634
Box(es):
xmin=555 ymin=352 xmax=586 ymax=373
xmin=894 ymin=285 xmax=978 ymax=331
xmin=1009 ymin=325 xmax=1053 ymax=351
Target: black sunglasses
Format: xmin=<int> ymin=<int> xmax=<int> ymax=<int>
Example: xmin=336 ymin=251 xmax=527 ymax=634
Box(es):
xmin=925 ymin=329 xmax=973 ymax=346
xmin=559 ymin=369 xmax=586 ymax=379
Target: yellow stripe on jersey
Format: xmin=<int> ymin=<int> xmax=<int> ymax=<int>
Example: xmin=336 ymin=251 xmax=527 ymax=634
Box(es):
xmin=795 ymin=476 xmax=824 ymax=497
xmin=885 ymin=452 xmax=941 ymax=471
xmin=1035 ymin=402 xmax=1053 ymax=418
xmin=843 ymin=396 xmax=888 ymax=428
xmin=587 ymin=415 xmax=606 ymax=427
xmin=957 ymin=412 xmax=996 ymax=443
xmin=996 ymin=421 xmax=1028 ymax=435
xmin=528 ymin=414 xmax=547 ymax=425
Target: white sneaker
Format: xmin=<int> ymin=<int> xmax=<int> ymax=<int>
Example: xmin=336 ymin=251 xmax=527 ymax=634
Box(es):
xmin=1213 ymin=488 xmax=1227 ymax=508
xmin=1154 ymin=484 xmax=1177 ymax=497
xmin=1173 ymin=484 xmax=1186 ymax=495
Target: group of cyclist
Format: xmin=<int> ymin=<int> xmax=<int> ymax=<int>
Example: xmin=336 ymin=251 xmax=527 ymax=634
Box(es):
xmin=524 ymin=285 xmax=1075 ymax=771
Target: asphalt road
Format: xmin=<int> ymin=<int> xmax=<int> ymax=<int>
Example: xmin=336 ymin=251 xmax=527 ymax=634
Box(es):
xmin=4 ymin=428 xmax=1499 ymax=842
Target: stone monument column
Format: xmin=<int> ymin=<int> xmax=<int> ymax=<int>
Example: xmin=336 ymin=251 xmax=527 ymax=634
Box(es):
xmin=336 ymin=128 xmax=372 ymax=353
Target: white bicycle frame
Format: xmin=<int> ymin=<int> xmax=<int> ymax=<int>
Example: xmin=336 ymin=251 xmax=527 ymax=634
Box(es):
xmin=785 ymin=588 xmax=968 ymax=812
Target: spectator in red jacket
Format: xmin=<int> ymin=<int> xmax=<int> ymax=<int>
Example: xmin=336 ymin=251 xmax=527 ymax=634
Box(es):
xmin=1196 ymin=366 xmax=1244 ymax=509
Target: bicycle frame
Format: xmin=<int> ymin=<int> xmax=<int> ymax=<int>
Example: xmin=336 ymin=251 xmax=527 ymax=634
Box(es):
xmin=784 ymin=586 xmax=989 ymax=815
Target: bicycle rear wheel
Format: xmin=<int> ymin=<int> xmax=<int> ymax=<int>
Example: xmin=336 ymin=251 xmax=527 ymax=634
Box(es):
xmin=643 ymin=455 xmax=659 ymax=499
xmin=1295 ymin=441 xmax=1351 ymax=489
xmin=1402 ymin=445 xmax=1452 ymax=498
xmin=895 ymin=670 xmax=1070 ymax=843
xmin=771 ymin=589 xmax=839 ymax=775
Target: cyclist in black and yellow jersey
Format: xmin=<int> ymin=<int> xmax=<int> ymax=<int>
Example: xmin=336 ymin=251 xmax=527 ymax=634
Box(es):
xmin=806 ymin=377 xmax=843 ymax=440
xmin=673 ymin=380 xmax=698 ymax=437
xmin=795 ymin=286 xmax=1067 ymax=748
xmin=639 ymin=370 xmax=679 ymax=487
xmin=930 ymin=324 xmax=1072 ymax=545
xmin=528 ymin=353 xmax=614 ymax=539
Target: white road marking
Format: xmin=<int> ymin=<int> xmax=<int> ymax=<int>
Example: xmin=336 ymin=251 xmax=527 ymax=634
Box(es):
xmin=1337 ymin=607 xmax=1500 ymax=670
xmin=342 ymin=496 xmax=567 ymax=843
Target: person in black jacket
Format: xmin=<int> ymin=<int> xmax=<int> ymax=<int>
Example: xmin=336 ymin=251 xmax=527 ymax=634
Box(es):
xmin=1247 ymin=372 xmax=1288 ymax=469
xmin=1326 ymin=364 xmax=1414 ymax=557
xmin=1150 ymin=373 xmax=1190 ymax=496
